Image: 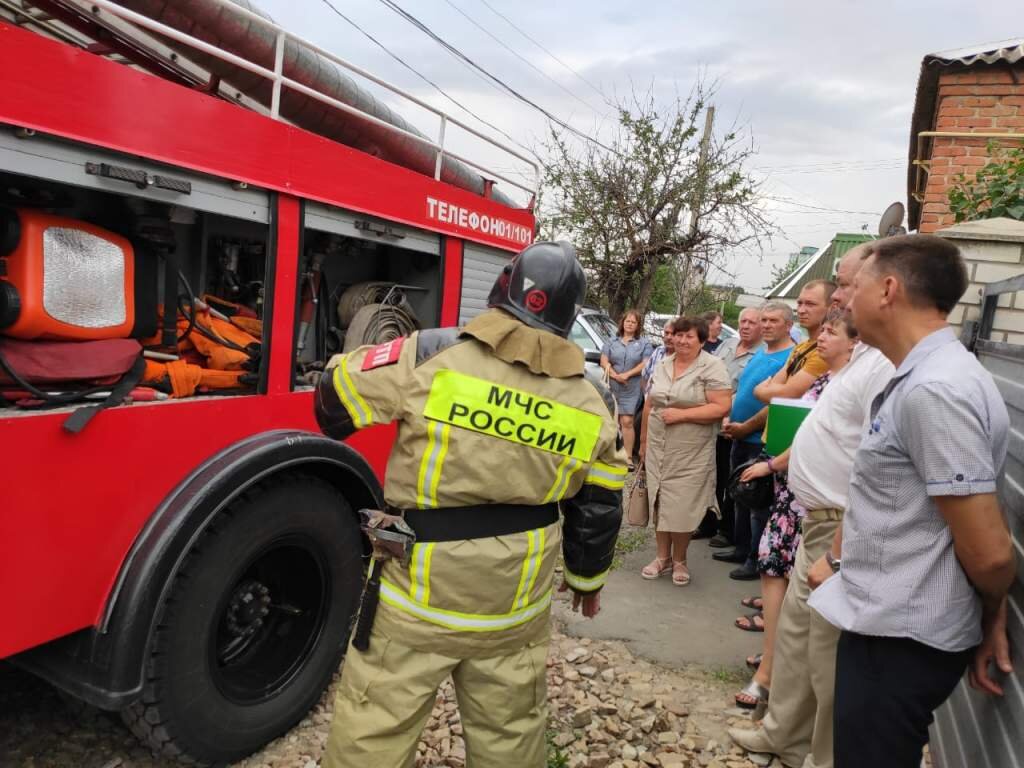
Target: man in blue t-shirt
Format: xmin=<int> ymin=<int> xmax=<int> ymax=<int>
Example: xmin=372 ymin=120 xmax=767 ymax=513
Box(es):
xmin=714 ymin=302 xmax=796 ymax=577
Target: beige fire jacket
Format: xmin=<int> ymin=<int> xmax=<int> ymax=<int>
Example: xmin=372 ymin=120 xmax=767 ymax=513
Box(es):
xmin=315 ymin=309 xmax=627 ymax=655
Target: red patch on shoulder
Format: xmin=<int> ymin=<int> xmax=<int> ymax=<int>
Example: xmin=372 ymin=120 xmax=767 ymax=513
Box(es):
xmin=361 ymin=338 xmax=405 ymax=370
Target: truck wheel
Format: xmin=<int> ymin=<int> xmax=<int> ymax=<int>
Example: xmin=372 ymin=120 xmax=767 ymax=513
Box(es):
xmin=122 ymin=474 xmax=364 ymax=765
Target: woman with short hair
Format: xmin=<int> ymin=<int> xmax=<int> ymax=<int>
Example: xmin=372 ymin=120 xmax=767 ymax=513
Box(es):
xmin=639 ymin=316 xmax=733 ymax=585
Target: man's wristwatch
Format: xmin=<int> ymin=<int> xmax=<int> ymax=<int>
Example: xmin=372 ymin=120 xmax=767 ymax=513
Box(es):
xmin=825 ymin=551 xmax=841 ymax=573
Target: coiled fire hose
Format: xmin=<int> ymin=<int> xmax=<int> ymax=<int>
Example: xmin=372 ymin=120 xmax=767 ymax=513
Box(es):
xmin=339 ymin=282 xmax=420 ymax=352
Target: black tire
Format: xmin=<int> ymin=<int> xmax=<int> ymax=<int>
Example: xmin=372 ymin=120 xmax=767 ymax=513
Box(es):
xmin=122 ymin=474 xmax=364 ymax=765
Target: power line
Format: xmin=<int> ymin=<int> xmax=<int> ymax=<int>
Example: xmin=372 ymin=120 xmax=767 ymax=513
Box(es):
xmin=316 ymin=0 xmax=534 ymax=159
xmin=442 ymin=0 xmax=604 ymax=117
xmin=374 ymin=0 xmax=618 ymax=154
xmin=765 ymin=196 xmax=882 ymax=216
xmin=472 ymin=0 xmax=612 ymax=106
xmin=754 ymin=157 xmax=903 ymax=172
xmin=764 ymin=163 xmax=904 ymax=176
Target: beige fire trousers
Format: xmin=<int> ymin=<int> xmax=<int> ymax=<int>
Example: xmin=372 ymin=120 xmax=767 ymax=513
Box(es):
xmin=761 ymin=512 xmax=843 ymax=768
xmin=322 ymin=624 xmax=549 ymax=768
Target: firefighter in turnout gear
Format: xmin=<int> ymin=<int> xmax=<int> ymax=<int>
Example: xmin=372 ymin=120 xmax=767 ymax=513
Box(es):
xmin=316 ymin=241 xmax=627 ymax=768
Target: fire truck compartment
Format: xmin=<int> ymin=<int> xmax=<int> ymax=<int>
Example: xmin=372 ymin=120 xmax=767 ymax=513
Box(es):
xmin=0 ymin=128 xmax=445 ymax=412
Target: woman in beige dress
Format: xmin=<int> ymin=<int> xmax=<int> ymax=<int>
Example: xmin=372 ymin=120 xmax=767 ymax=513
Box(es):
xmin=638 ymin=316 xmax=733 ymax=586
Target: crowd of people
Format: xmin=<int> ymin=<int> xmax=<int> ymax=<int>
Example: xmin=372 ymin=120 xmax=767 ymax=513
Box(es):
xmin=599 ymin=235 xmax=1016 ymax=768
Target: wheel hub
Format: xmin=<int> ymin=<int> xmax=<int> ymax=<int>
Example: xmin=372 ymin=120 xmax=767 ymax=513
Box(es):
xmin=210 ymin=539 xmax=330 ymax=704
xmin=225 ymin=580 xmax=271 ymax=638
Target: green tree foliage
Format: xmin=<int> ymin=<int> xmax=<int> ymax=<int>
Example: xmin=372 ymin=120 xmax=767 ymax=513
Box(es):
xmin=766 ymin=252 xmax=802 ymax=292
xmin=648 ymin=264 xmax=678 ymax=313
xmin=538 ymin=85 xmax=774 ymax=319
xmin=722 ymin=301 xmax=741 ymax=327
xmin=948 ymin=141 xmax=1024 ymax=223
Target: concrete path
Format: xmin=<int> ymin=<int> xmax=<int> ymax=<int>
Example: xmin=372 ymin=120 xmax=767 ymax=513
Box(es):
xmin=555 ymin=528 xmax=764 ymax=670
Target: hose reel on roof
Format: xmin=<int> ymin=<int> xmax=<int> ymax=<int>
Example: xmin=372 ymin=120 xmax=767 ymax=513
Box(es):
xmin=338 ymin=282 xmax=420 ymax=352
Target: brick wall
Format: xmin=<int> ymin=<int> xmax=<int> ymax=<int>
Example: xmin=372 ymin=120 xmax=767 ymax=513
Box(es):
xmin=919 ymin=67 xmax=1024 ymax=234
xmin=937 ymin=219 xmax=1024 ymax=342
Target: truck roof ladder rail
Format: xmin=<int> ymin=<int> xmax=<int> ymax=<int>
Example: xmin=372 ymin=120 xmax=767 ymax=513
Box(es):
xmin=8 ymin=0 xmax=541 ymax=204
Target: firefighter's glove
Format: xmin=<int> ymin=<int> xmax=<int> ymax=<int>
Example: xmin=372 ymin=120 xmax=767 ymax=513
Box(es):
xmin=559 ymin=579 xmax=602 ymax=619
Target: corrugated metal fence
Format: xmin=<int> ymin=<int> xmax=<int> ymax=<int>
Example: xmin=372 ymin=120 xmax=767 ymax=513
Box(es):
xmin=931 ymin=274 xmax=1024 ymax=768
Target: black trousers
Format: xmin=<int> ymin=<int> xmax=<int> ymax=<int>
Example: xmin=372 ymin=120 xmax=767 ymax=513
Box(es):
xmin=834 ymin=631 xmax=973 ymax=768
xmin=710 ymin=435 xmax=734 ymax=540
xmin=729 ymin=440 xmax=765 ymax=563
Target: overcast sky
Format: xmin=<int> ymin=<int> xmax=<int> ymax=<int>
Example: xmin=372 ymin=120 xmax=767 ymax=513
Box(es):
xmin=258 ymin=0 xmax=1022 ymax=293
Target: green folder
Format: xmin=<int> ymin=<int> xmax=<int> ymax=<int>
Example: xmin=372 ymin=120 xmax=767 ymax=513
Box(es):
xmin=764 ymin=397 xmax=814 ymax=457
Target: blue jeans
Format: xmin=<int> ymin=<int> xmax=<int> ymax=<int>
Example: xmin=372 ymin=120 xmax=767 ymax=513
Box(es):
xmin=730 ymin=440 xmax=769 ymax=568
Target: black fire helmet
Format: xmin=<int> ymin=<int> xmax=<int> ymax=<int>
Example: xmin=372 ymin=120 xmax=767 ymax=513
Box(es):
xmin=486 ymin=240 xmax=586 ymax=338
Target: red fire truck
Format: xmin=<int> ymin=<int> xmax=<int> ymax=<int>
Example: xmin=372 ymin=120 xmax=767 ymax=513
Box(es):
xmin=0 ymin=1 xmax=537 ymax=763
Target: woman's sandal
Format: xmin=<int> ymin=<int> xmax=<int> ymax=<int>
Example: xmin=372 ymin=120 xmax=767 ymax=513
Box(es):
xmin=745 ymin=653 xmax=763 ymax=671
xmin=735 ymin=679 xmax=769 ymax=711
xmin=672 ymin=560 xmax=690 ymax=586
xmin=740 ymin=596 xmax=763 ymax=611
xmin=734 ymin=612 xmax=765 ymax=632
xmin=641 ymin=557 xmax=672 ymax=580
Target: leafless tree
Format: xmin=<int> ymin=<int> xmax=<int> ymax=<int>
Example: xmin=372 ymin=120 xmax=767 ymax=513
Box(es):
xmin=538 ymin=83 xmax=774 ymax=319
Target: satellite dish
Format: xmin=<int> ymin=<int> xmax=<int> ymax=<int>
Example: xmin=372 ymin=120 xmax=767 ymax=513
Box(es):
xmin=878 ymin=202 xmax=907 ymax=238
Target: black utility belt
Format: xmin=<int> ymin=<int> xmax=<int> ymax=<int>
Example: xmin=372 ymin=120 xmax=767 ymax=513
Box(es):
xmin=401 ymin=503 xmax=559 ymax=543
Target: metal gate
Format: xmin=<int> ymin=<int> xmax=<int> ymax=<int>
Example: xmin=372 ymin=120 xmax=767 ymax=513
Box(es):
xmin=931 ymin=274 xmax=1024 ymax=768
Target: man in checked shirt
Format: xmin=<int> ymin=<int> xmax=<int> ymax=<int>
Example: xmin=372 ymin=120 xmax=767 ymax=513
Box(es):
xmin=807 ymin=235 xmax=1016 ymax=768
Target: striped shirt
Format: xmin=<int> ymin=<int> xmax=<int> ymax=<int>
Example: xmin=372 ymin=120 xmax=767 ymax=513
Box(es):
xmin=809 ymin=327 xmax=1009 ymax=652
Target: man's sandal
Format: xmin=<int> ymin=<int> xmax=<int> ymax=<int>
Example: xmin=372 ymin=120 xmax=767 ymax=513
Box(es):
xmin=745 ymin=653 xmax=763 ymax=671
xmin=735 ymin=679 xmax=769 ymax=710
xmin=641 ymin=557 xmax=672 ymax=579
xmin=734 ymin=613 xmax=765 ymax=632
xmin=672 ymin=560 xmax=690 ymax=586
xmin=740 ymin=596 xmax=763 ymax=610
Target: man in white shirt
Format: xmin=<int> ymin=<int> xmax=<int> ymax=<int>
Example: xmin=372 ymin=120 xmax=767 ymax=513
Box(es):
xmin=729 ymin=245 xmax=894 ymax=768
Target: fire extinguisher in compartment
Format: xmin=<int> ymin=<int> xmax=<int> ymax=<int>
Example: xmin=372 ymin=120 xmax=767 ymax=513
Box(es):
xmin=0 ymin=208 xmax=141 ymax=340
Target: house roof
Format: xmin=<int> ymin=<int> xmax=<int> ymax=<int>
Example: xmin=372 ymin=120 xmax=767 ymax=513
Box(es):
xmin=766 ymin=233 xmax=873 ymax=299
xmin=906 ymin=38 xmax=1024 ymax=230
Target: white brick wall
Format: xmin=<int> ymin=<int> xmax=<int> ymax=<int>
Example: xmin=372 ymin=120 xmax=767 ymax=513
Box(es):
xmin=938 ymin=219 xmax=1024 ymax=342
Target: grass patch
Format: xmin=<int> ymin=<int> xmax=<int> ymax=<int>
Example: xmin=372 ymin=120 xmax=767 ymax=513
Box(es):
xmin=546 ymin=729 xmax=569 ymax=768
xmin=708 ymin=665 xmax=748 ymax=685
xmin=611 ymin=529 xmax=649 ymax=571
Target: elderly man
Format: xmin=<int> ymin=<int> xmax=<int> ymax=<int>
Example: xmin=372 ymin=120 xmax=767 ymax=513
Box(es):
xmin=704 ymin=307 xmax=764 ymax=547
xmin=642 ymin=320 xmax=675 ymax=394
xmin=729 ymin=246 xmax=894 ymax=767
xmin=809 ymin=235 xmax=1015 ymax=768
xmin=717 ymin=303 xmax=795 ymax=577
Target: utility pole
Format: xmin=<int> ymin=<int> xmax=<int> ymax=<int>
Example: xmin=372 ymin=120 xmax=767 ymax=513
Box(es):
xmin=676 ymin=105 xmax=715 ymax=314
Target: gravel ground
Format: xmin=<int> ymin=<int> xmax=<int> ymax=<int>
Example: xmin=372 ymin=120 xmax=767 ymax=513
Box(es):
xmin=0 ymin=620 xmax=768 ymax=768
